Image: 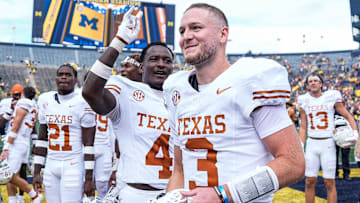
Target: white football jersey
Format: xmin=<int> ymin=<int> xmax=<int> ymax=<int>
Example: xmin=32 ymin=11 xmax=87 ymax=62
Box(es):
xmin=38 ymin=91 xmax=96 ymax=160
xmin=163 ymin=57 xmax=291 ymax=192
xmin=106 ymin=76 xmax=174 ymax=188
xmin=94 ymin=114 xmax=112 ymax=146
xmin=297 ymin=90 xmax=342 ymax=138
xmin=0 ymin=98 xmax=12 ymax=115
xmin=12 ymin=98 xmax=38 ymax=146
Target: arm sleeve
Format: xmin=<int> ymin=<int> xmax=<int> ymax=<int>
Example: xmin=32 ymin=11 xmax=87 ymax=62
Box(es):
xmin=105 ymin=76 xmax=122 ymax=126
xmin=246 ymin=60 xmax=291 ymax=117
xmin=37 ymin=94 xmax=46 ymax=124
xmin=251 ymin=104 xmax=293 ymax=139
xmin=81 ymin=103 xmax=96 ymax=128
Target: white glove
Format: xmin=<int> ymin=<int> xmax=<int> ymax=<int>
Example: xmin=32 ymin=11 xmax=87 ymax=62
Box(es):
xmin=110 ymin=7 xmax=143 ymax=52
xmin=117 ymin=6 xmax=143 ymax=44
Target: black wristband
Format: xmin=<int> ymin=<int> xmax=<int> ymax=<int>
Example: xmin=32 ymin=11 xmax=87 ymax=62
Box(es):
xmin=214 ymin=186 xmax=225 ymax=203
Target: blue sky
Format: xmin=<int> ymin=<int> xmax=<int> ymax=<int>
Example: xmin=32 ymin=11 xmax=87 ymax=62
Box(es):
xmin=0 ymin=0 xmax=358 ymax=54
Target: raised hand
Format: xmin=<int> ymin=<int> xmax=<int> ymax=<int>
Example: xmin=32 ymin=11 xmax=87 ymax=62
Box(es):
xmin=116 ymin=6 xmax=143 ymax=45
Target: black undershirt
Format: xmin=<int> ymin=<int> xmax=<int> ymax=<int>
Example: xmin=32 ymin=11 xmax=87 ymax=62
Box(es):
xmin=188 ymin=73 xmax=199 ymax=91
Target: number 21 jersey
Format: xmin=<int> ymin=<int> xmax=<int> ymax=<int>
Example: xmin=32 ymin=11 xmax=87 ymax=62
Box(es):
xmin=38 ymin=91 xmax=96 ymax=160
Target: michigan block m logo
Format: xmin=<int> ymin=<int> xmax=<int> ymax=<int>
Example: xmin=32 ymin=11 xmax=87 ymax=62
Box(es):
xmin=79 ymin=14 xmax=98 ymax=30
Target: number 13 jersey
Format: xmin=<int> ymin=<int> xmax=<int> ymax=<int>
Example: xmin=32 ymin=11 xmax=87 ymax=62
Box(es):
xmin=297 ymin=90 xmax=342 ymax=138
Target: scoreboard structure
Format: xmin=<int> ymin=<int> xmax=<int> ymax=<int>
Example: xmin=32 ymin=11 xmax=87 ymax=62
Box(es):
xmin=32 ymin=0 xmax=175 ymax=49
xmin=350 ymin=0 xmax=360 ymax=44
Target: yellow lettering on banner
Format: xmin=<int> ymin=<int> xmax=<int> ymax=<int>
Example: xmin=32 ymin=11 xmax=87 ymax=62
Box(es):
xmin=42 ymin=0 xmax=63 ymax=44
xmin=167 ymin=21 xmax=174 ymax=27
xmin=69 ymin=3 xmax=105 ymax=42
xmin=35 ymin=11 xmax=42 ymax=17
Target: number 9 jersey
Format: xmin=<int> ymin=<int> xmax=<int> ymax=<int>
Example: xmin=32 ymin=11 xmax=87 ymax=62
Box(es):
xmin=297 ymin=90 xmax=342 ymax=138
xmin=163 ymin=57 xmax=291 ymax=191
xmin=37 ymin=91 xmax=96 ymax=160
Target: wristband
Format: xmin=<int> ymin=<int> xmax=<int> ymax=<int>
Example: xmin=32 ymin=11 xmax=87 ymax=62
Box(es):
xmin=90 ymin=60 xmax=113 ymax=80
xmin=227 ymin=166 xmax=279 ymax=203
xmin=84 ymin=161 xmax=95 ymax=170
xmin=3 ymin=142 xmax=10 ymax=150
xmin=84 ymin=146 xmax=95 ymax=155
xmin=109 ymin=37 xmax=127 ymax=53
xmin=214 ymin=186 xmax=225 ymax=203
xmin=36 ymin=140 xmax=48 ymax=148
xmin=31 ymin=133 xmax=38 ymax=140
xmin=353 ymin=130 xmax=359 ymax=138
xmin=218 ymin=185 xmax=229 ymax=203
xmin=8 ymin=131 xmax=17 ymax=138
xmin=33 ymin=155 xmax=45 ymax=165
xmin=112 ymin=157 xmax=119 ymax=171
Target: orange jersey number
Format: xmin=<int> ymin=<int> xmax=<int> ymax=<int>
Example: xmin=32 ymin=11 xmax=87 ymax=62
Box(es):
xmin=48 ymin=124 xmax=72 ymax=151
xmin=309 ymin=111 xmax=328 ymax=130
xmin=96 ymin=114 xmax=108 ymax=132
xmin=145 ymin=133 xmax=173 ymax=179
xmin=186 ymin=138 xmax=218 ymax=189
xmin=25 ymin=109 xmax=37 ymax=129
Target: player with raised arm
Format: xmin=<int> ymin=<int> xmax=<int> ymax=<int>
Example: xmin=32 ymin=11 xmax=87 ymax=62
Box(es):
xmin=161 ymin=3 xmax=305 ymax=203
xmin=0 ymin=86 xmax=42 ymax=203
xmin=82 ymin=7 xmax=175 ymax=202
xmin=32 ymin=64 xmax=96 ymax=202
xmin=297 ymin=72 xmax=358 ymax=203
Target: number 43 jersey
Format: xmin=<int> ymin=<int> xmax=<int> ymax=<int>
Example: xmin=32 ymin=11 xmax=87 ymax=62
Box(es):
xmin=297 ymin=90 xmax=342 ymax=138
xmin=106 ymin=76 xmax=174 ymax=189
xmin=38 ymin=91 xmax=96 ymax=160
xmin=163 ymin=58 xmax=291 ymax=190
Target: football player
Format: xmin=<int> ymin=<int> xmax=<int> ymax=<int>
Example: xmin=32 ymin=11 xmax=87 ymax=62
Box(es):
xmin=0 ymin=84 xmax=31 ymax=203
xmin=120 ymin=54 xmax=142 ymax=82
xmin=297 ymin=72 xmax=358 ymax=203
xmin=0 ymin=86 xmax=42 ymax=203
xmin=82 ymin=7 xmax=175 ymax=202
xmin=162 ymin=3 xmax=305 ymax=203
xmin=33 ymin=64 xmax=96 ymax=202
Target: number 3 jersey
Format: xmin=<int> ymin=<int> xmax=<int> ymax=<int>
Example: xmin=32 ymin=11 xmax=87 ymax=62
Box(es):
xmin=12 ymin=98 xmax=38 ymax=146
xmin=297 ymin=90 xmax=342 ymax=138
xmin=163 ymin=57 xmax=291 ymax=189
xmin=105 ymin=76 xmax=174 ymax=188
xmin=37 ymin=91 xmax=96 ymax=160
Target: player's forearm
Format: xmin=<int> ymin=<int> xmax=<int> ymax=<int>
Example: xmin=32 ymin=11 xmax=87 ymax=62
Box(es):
xmin=267 ymin=151 xmax=305 ymax=188
xmin=299 ymin=127 xmax=306 ymax=143
xmin=166 ymin=171 xmax=184 ymax=192
xmin=33 ymin=124 xmax=48 ymax=174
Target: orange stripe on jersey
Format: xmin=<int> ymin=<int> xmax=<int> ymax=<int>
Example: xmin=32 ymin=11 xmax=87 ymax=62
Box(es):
xmin=253 ymin=95 xmax=291 ymax=100
xmin=25 ymin=122 xmax=33 ymax=128
xmin=105 ymin=84 xmax=121 ymax=95
xmin=253 ymin=90 xmax=290 ymax=95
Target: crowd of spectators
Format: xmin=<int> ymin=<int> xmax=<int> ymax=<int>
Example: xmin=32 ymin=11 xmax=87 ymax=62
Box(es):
xmin=2 ymin=50 xmax=360 ymax=125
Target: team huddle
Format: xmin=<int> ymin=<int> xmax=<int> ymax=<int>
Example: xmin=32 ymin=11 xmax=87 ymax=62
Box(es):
xmin=0 ymin=3 xmax=359 ymax=203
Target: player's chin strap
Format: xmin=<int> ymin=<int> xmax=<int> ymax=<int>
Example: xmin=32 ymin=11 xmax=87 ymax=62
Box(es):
xmin=227 ymin=166 xmax=279 ymax=203
xmin=149 ymin=189 xmax=191 ymax=203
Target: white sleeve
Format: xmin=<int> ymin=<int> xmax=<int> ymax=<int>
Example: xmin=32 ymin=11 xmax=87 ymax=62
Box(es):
xmin=105 ymin=76 xmax=122 ymax=125
xmin=246 ymin=60 xmax=291 ymax=116
xmin=81 ymin=104 xmax=96 ymax=128
xmin=37 ymin=95 xmax=46 ymax=124
xmin=251 ymin=104 xmax=293 ymax=139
